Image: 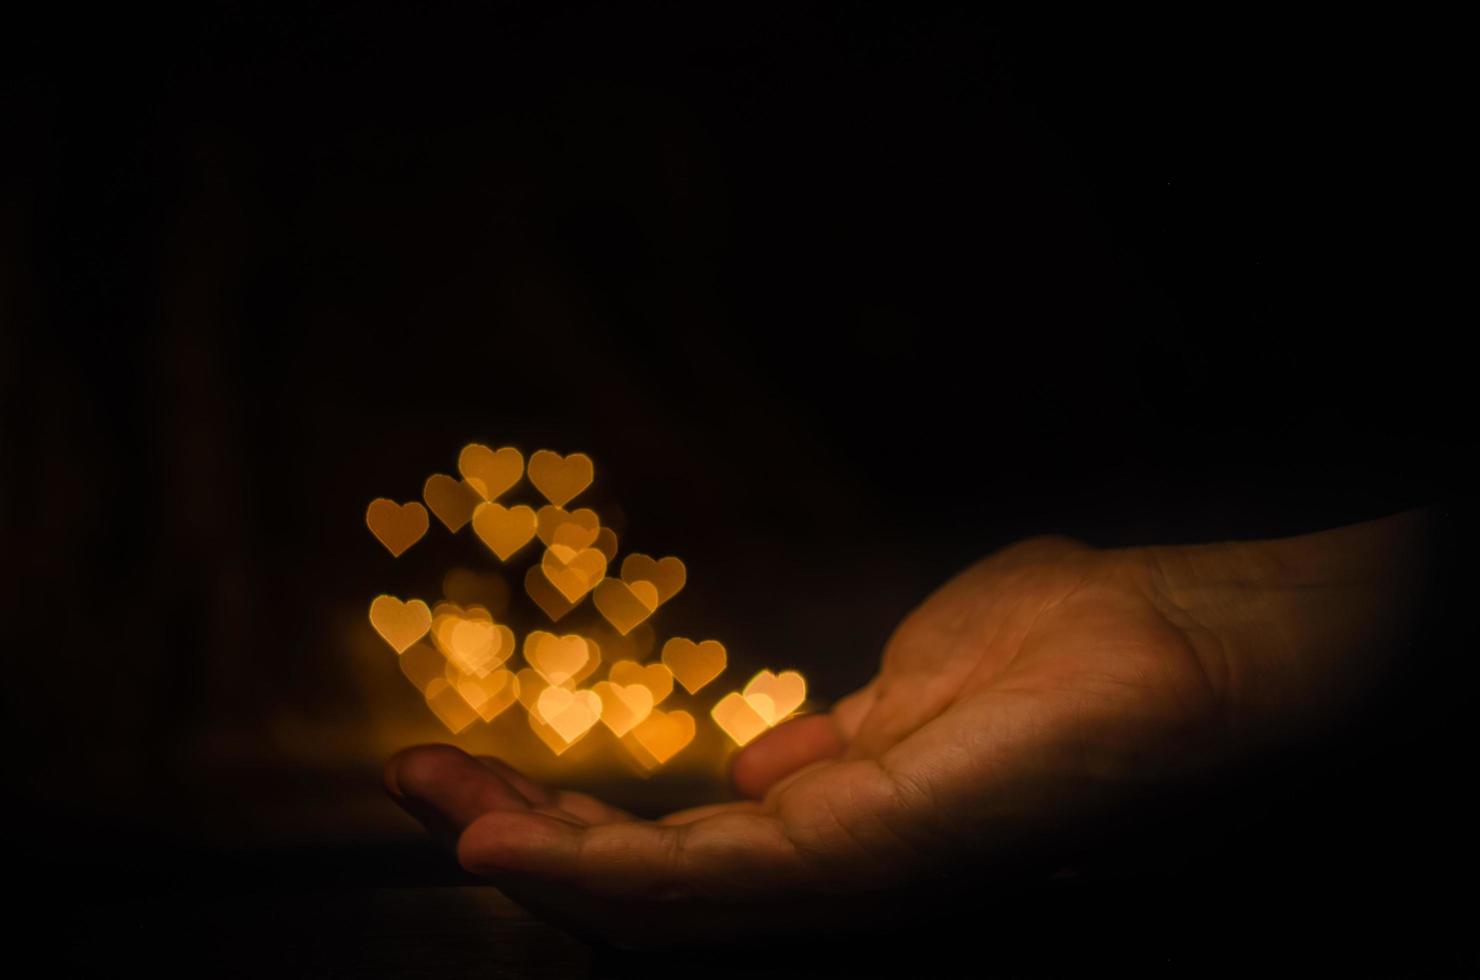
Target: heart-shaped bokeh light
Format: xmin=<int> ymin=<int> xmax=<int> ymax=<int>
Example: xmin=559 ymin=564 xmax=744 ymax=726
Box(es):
xmin=366 ymin=444 xmax=810 ymax=774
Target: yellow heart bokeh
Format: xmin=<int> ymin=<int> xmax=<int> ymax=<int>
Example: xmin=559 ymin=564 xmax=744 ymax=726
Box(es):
xmin=711 ymin=691 xmax=770 ymax=746
xmin=593 ymin=526 xmax=619 ymax=562
xmin=661 ymin=637 xmax=727 ymax=695
xmin=592 ymin=680 xmax=655 ymax=737
xmin=524 ymin=631 xmax=591 ymax=686
xmin=515 ymin=666 xmax=553 ymax=711
xmin=619 ymin=553 xmax=686 ymax=604
xmin=398 ymin=641 xmax=446 ymax=693
xmin=592 ymin=578 xmax=659 ymax=635
xmin=424 ymin=677 xmax=479 ymax=734
xmin=524 ymin=565 xmax=579 ymax=622
xmin=536 ymin=506 xmax=601 ymax=549
xmin=449 ymin=667 xmax=519 ymax=722
xmin=541 ymin=544 xmax=607 ymax=603
xmin=422 ymin=474 xmax=482 ymax=532
xmin=609 ymin=660 xmax=674 ymax=707
xmin=366 ymin=499 xmax=429 ymax=557
xmin=528 ymin=450 xmax=594 ymax=508
xmin=471 ymin=502 xmax=537 ymax=561
xmin=447 ymin=619 xmax=514 ymax=677
xmin=370 ymin=595 xmax=432 ymax=653
xmin=535 ymin=686 xmax=603 ymax=744
xmin=631 ymin=708 xmax=695 ymax=764
xmin=743 ymin=669 xmax=806 ymax=725
xmin=458 ymin=444 xmax=523 ymax=501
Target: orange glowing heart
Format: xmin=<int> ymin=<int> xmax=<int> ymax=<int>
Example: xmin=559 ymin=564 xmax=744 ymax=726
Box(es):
xmin=527 ymin=450 xmax=593 ymax=508
xmin=450 ymin=668 xmax=518 ymax=722
xmin=424 ymin=678 xmax=479 ymax=734
xmin=631 ymin=708 xmax=695 ymax=764
xmin=593 ymin=526 xmax=619 ymax=562
xmin=609 ymin=660 xmax=673 ymax=706
xmin=398 ymin=641 xmax=446 ymax=693
xmin=458 ymin=444 xmax=523 ymax=501
xmin=541 ymin=544 xmax=607 ymax=602
xmin=524 ymin=631 xmax=591 ymax=686
xmin=422 ymin=474 xmax=482 ymax=532
xmin=592 ymin=680 xmax=655 ymax=737
xmin=711 ymin=691 xmax=770 ymax=746
xmin=743 ymin=669 xmax=806 ymax=724
xmin=515 ymin=667 xmax=552 ymax=711
xmin=369 ymin=595 xmax=432 ymax=653
xmin=366 ymin=499 xmax=429 ymax=557
xmin=535 ymin=686 xmax=603 ymax=744
xmin=528 ymin=708 xmax=577 ymax=756
xmin=447 ymin=620 xmax=514 ymax=677
xmin=524 ymin=565 xmax=579 ymax=622
xmin=592 ymin=578 xmax=659 ymax=635
xmin=661 ymin=638 xmax=726 ymax=694
xmin=619 ymin=554 xmax=686 ymax=604
xmin=536 ymin=505 xmax=601 ymax=548
xmin=471 ymin=502 xmax=537 ymax=561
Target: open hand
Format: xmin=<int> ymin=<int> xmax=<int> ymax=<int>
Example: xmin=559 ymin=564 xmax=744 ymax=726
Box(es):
xmin=387 ymin=535 xmax=1237 ymax=944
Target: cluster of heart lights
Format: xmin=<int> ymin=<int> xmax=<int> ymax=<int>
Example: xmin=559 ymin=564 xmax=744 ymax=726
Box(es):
xmin=366 ymin=446 xmax=806 ymax=771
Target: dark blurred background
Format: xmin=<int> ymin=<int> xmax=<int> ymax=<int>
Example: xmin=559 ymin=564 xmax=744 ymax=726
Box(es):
xmin=2 ymin=4 xmax=1473 ymax=975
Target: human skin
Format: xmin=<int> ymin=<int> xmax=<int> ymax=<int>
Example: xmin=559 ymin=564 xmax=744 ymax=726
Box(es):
xmin=385 ymin=509 xmax=1438 ymax=946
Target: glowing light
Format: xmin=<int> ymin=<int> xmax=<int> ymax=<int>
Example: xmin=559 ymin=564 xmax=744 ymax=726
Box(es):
xmin=524 ymin=631 xmax=592 ymax=687
xmin=524 ymin=564 xmax=580 ymax=622
xmin=536 ymin=505 xmax=601 ymax=548
xmin=592 ymin=577 xmax=659 ymax=635
xmin=661 ymin=638 xmax=727 ymax=695
xmin=527 ymin=450 xmax=594 ymax=507
xmin=609 ymin=659 xmax=674 ymax=707
xmin=367 ymin=444 xmax=813 ymax=772
xmin=631 ymin=708 xmax=696 ymax=764
xmin=711 ymin=692 xmax=770 ymax=747
xmin=540 ymin=544 xmax=607 ymax=602
xmin=458 ymin=444 xmax=524 ymax=501
xmin=398 ymin=641 xmax=446 ymax=693
xmin=424 ymin=677 xmax=479 ymax=734
xmin=593 ymin=680 xmax=655 ymax=736
xmin=619 ymin=553 xmax=686 ymax=605
xmin=369 ymin=595 xmax=432 ymax=653
xmin=366 ymin=499 xmax=429 ymax=556
xmin=422 ymin=474 xmax=482 ymax=532
xmin=534 ymin=686 xmax=603 ymax=744
xmin=743 ymin=669 xmax=806 ymax=725
xmin=471 ymin=502 xmax=538 ymax=560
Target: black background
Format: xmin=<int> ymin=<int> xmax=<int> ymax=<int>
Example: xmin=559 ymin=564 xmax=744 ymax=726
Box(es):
xmin=2 ymin=4 xmax=1473 ymax=974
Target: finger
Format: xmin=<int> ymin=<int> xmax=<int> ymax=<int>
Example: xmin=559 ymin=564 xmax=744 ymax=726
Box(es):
xmin=730 ymin=713 xmax=845 ymax=799
xmin=457 ymin=808 xmax=807 ymax=901
xmin=833 ymin=682 xmax=878 ymax=739
xmin=474 ymin=756 xmax=554 ymax=805
xmin=386 ymin=744 xmax=530 ymax=843
xmin=475 ymin=755 xmax=636 ymax=825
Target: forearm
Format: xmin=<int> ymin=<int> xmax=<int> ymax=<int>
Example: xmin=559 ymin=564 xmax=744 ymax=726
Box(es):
xmin=1143 ymin=508 xmax=1442 ymax=742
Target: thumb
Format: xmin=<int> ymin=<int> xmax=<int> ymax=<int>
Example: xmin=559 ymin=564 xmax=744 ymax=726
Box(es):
xmin=729 ymin=713 xmax=845 ymax=799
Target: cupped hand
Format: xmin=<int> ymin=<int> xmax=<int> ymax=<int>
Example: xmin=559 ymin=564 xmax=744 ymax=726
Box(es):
xmin=386 ymin=536 xmax=1230 ymax=945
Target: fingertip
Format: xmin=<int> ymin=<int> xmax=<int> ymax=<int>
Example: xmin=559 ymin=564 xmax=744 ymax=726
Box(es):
xmin=386 ymin=743 xmax=475 ymax=801
xmin=386 ymin=743 xmax=532 ymax=836
xmin=730 ymin=713 xmax=845 ymax=799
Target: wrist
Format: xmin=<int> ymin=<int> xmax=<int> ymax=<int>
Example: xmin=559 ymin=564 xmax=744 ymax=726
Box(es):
xmin=1138 ymin=508 xmax=1440 ymax=743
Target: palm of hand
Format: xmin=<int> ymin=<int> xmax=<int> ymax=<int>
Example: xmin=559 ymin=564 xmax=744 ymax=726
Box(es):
xmin=387 ymin=537 xmax=1223 ymax=944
